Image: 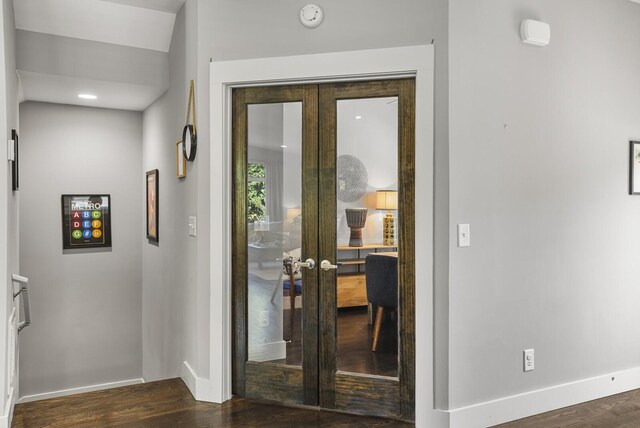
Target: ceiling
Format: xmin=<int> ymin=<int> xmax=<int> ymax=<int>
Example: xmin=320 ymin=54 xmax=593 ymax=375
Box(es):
xmin=13 ymin=0 xmax=185 ymax=110
xmin=99 ymin=0 xmax=186 ymax=14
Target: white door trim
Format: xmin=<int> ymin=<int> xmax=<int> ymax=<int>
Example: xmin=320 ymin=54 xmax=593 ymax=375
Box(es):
xmin=209 ymin=45 xmax=446 ymax=427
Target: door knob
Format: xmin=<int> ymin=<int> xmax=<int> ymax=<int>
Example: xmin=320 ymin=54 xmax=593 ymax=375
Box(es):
xmin=320 ymin=260 xmax=339 ymax=271
xmin=297 ymin=258 xmax=316 ymax=270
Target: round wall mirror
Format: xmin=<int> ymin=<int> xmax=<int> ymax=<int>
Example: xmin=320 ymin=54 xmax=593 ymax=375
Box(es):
xmin=182 ymin=124 xmax=197 ymax=161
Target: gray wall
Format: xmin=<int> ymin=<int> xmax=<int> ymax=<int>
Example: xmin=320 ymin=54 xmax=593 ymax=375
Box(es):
xmin=2 ymin=0 xmax=19 ymax=410
xmin=16 ymin=30 xmax=168 ymax=88
xmin=19 ymin=102 xmax=142 ymax=397
xmin=205 ymin=0 xmax=432 ymax=60
xmin=448 ymin=0 xmax=640 ymax=408
xmin=141 ymin=2 xmax=199 ymax=381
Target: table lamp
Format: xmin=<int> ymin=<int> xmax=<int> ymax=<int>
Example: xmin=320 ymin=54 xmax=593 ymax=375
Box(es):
xmin=376 ymin=190 xmax=397 ymax=245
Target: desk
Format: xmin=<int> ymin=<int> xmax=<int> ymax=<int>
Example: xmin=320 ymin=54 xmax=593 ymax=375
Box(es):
xmin=375 ymin=252 xmax=398 ymax=258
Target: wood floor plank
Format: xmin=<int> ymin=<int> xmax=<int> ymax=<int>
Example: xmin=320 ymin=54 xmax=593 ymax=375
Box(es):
xmin=494 ymin=388 xmax=640 ymax=428
xmin=12 ymin=378 xmax=413 ymax=427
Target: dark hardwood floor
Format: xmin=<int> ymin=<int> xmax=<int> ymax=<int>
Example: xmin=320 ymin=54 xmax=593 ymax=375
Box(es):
xmin=12 ymin=378 xmax=412 ymax=427
xmin=15 ymin=372 xmax=640 ymax=427
xmin=275 ymin=306 xmax=398 ymax=377
xmin=494 ymin=388 xmax=640 ymax=427
xmin=336 ymin=307 xmax=397 ymax=377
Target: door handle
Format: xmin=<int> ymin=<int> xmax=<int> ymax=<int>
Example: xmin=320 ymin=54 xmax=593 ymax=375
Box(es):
xmin=12 ymin=274 xmax=31 ymax=333
xmin=297 ymin=258 xmax=316 ymax=270
xmin=320 ymin=260 xmax=340 ymax=271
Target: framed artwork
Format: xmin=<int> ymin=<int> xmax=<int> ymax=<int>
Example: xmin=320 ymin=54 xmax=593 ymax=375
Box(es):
xmin=631 ymin=141 xmax=640 ymax=195
xmin=11 ymin=129 xmax=18 ymax=191
xmin=176 ymin=140 xmax=186 ymax=178
xmin=146 ymin=169 xmax=159 ymax=242
xmin=61 ymin=195 xmax=112 ymax=249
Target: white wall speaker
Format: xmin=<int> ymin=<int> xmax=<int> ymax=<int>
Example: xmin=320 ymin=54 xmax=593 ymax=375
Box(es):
xmin=520 ymin=19 xmax=551 ymax=47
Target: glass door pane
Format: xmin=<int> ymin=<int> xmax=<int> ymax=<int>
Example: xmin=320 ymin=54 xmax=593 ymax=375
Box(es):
xmin=247 ymin=102 xmax=303 ymax=366
xmin=335 ymin=97 xmax=399 ymax=378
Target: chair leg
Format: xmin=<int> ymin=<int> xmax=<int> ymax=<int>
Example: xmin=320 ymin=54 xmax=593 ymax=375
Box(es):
xmin=372 ymin=306 xmax=384 ymax=352
xmin=290 ymin=290 xmax=295 ymax=341
xmin=289 ymin=272 xmax=296 ymax=341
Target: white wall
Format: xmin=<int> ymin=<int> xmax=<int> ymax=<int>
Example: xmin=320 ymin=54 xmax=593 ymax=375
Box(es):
xmin=18 ymin=102 xmax=142 ymax=398
xmin=448 ymin=0 xmax=640 ymax=412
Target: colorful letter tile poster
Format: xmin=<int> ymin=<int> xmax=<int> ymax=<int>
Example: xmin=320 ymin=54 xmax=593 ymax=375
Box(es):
xmin=61 ymin=195 xmax=112 ymax=249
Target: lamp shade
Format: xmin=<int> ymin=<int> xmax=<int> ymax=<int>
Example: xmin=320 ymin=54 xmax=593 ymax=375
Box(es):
xmin=376 ymin=190 xmax=398 ymax=210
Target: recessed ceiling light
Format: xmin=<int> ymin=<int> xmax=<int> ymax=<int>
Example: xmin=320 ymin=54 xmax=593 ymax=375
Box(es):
xmin=78 ymin=94 xmax=97 ymax=100
xmin=355 ymin=115 xmax=363 ymax=120
xmin=280 ymin=145 xmax=288 ymax=148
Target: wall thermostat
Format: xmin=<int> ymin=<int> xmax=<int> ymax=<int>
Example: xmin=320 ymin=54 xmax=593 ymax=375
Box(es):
xmin=520 ymin=19 xmax=551 ymax=47
xmin=300 ymin=4 xmax=323 ymax=29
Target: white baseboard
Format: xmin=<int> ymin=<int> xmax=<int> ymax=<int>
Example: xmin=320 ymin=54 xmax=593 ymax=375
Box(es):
xmin=247 ymin=340 xmax=286 ymax=362
xmin=181 ymin=361 xmax=212 ymax=402
xmin=0 ymin=386 xmax=16 ymax=428
xmin=17 ymin=378 xmax=145 ymax=404
xmin=448 ymin=366 xmax=640 ymax=427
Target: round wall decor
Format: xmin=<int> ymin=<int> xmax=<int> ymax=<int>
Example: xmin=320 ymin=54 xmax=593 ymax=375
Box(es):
xmin=183 ymin=80 xmax=197 ymax=161
xmin=182 ymin=124 xmax=197 ymax=161
xmin=337 ymin=155 xmax=368 ymax=202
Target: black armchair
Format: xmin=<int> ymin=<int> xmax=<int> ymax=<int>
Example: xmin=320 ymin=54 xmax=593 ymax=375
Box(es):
xmin=365 ymin=254 xmax=398 ymax=352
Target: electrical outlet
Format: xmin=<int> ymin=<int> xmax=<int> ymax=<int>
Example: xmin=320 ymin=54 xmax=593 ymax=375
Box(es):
xmin=523 ymin=349 xmax=534 ymax=372
xmin=7 ymin=139 xmax=14 ymax=161
xmin=259 ymin=310 xmax=269 ymax=327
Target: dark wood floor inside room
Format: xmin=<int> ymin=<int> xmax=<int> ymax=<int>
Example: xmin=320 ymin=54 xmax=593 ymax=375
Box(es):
xmin=248 ymin=268 xmax=398 ymax=377
xmin=11 ymin=378 xmax=412 ymax=428
xmin=274 ymin=306 xmax=398 ymax=377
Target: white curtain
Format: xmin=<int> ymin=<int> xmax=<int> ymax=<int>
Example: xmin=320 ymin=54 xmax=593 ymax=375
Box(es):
xmin=266 ymin=162 xmax=283 ymax=222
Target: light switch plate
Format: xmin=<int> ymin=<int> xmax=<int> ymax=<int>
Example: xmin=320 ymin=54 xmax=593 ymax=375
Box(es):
xmin=188 ymin=216 xmax=197 ymax=237
xmin=7 ymin=139 xmax=14 ymax=161
xmin=457 ymin=224 xmax=470 ymax=247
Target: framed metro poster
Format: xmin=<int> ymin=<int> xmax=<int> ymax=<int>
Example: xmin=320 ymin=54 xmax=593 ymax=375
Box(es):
xmin=61 ymin=195 xmax=112 ymax=249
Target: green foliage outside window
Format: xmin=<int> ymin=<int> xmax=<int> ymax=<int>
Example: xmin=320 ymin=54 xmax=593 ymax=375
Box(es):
xmin=247 ymin=163 xmax=266 ymax=222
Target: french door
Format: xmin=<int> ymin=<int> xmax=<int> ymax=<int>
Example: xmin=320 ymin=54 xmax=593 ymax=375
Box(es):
xmin=232 ymin=79 xmax=415 ymax=420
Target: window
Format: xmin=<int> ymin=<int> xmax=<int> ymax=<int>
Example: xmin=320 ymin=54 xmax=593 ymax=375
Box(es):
xmin=247 ymin=162 xmax=266 ymax=222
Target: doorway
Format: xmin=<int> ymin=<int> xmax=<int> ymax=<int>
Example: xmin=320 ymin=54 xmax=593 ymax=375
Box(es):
xmin=232 ymin=79 xmax=415 ymax=420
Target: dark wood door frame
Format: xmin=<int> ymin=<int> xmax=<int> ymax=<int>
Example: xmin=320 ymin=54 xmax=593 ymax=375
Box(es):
xmin=232 ymin=85 xmax=319 ymax=405
xmin=318 ymin=79 xmax=416 ymax=420
xmin=232 ymin=79 xmax=416 ymax=421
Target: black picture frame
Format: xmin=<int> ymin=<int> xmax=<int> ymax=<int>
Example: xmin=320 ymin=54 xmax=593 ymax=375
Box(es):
xmin=146 ymin=169 xmax=159 ymax=242
xmin=61 ymin=194 xmax=112 ymax=249
xmin=11 ymin=129 xmax=18 ymax=191
xmin=631 ymin=141 xmax=640 ymax=195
